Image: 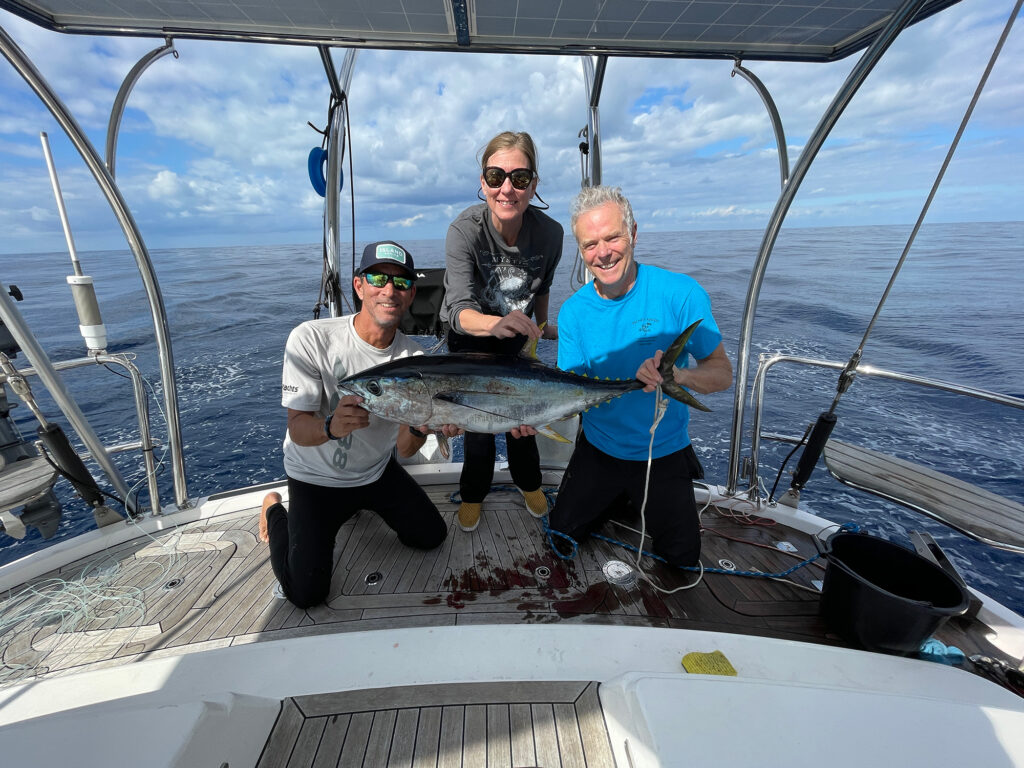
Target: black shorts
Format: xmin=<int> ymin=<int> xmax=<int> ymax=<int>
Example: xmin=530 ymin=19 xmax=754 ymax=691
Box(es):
xmin=548 ymin=430 xmax=703 ymax=567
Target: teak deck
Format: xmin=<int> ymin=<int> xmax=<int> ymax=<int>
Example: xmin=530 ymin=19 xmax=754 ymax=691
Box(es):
xmin=258 ymin=681 xmax=613 ymax=768
xmin=0 ymin=483 xmax=1013 ymax=695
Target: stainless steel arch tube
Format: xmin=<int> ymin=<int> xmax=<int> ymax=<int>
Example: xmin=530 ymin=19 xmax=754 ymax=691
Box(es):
xmin=0 ymin=23 xmax=190 ymax=509
xmin=725 ymin=0 xmax=930 ymax=495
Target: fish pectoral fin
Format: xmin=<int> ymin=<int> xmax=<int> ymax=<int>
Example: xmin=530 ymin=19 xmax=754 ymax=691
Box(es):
xmin=436 ymin=432 xmax=451 ymax=460
xmin=433 ymin=390 xmax=488 ymax=405
xmin=537 ymin=425 xmax=572 ymax=443
xmin=433 ymin=391 xmax=515 ymax=411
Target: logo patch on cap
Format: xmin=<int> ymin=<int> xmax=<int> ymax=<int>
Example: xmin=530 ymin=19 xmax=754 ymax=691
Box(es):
xmin=375 ymin=243 xmax=407 ymax=265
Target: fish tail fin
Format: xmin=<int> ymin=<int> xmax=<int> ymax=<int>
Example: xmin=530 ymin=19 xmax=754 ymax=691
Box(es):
xmin=658 ymin=319 xmax=711 ymax=412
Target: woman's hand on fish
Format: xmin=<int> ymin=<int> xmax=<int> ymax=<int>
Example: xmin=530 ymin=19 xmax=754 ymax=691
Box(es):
xmin=436 ymin=424 xmax=464 ymax=437
xmin=510 ymin=425 xmax=538 ymax=438
xmin=489 ymin=310 xmax=542 ymax=340
xmin=637 ymin=351 xmax=665 ymax=392
xmin=332 ymin=395 xmax=371 ymax=435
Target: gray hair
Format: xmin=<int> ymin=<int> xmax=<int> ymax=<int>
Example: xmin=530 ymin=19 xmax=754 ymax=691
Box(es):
xmin=569 ymin=185 xmax=635 ymax=240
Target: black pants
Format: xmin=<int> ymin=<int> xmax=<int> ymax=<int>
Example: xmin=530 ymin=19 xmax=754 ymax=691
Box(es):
xmin=266 ymin=458 xmax=447 ymax=608
xmin=548 ymin=431 xmax=704 ymax=567
xmin=446 ymin=328 xmax=542 ymax=502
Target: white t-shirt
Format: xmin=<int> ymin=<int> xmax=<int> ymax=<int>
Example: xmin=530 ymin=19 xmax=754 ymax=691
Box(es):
xmin=281 ymin=315 xmax=423 ymax=487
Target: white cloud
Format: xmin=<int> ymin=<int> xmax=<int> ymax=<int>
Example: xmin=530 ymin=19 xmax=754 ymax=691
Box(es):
xmin=148 ymin=169 xmax=183 ymax=202
xmin=387 ymin=213 xmax=426 ymax=228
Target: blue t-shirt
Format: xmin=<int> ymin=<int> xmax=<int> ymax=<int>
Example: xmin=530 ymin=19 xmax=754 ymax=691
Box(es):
xmin=557 ymin=263 xmax=722 ymax=460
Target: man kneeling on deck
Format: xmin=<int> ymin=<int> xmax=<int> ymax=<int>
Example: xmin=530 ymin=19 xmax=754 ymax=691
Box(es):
xmin=549 ymin=186 xmax=733 ymax=567
xmin=260 ymin=241 xmax=458 ymax=608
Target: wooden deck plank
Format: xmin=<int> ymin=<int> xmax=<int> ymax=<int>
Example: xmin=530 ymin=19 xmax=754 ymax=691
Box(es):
xmin=404 ymin=526 xmax=450 ymax=594
xmin=463 ymin=703 xmax=487 ymax=768
xmin=487 ymin=703 xmax=512 ymax=768
xmin=287 ymin=715 xmax=327 ymax=768
xmin=438 ymin=705 xmax=464 ymax=768
xmin=340 ymin=513 xmax=393 ymax=594
xmin=492 ymin=507 xmax=530 ymax=583
xmin=311 ymin=714 xmax=351 ymax=768
xmin=192 ymin=560 xmax=276 ymax=643
xmin=296 ymin=681 xmax=592 ymax=717
xmin=412 ymin=706 xmax=442 ymax=768
xmin=348 ymin=517 xmax=405 ymax=596
xmin=447 ymin=514 xmax=483 ymax=593
xmin=337 ymin=711 xmax=374 ymax=768
xmin=476 ymin=509 xmax=511 ymax=590
xmin=575 ymin=682 xmax=615 ymax=767
xmin=190 ymin=531 xmax=258 ymax=610
xmin=509 ymin=703 xmax=536 ymax=768
xmin=256 ymin=699 xmax=299 ymax=768
xmin=554 ymin=701 xmax=587 ymax=768
xmin=364 ymin=709 xmax=399 ymax=766
xmin=219 ymin=567 xmax=282 ymax=639
xmin=365 ymin=529 xmax=412 ymax=596
xmin=532 ymin=703 xmax=562 ymax=768
xmin=2 ymin=485 xmax=1016 ymax=688
xmin=388 ymin=708 xmax=420 ymax=768
xmin=417 ymin=518 xmax=460 ymax=593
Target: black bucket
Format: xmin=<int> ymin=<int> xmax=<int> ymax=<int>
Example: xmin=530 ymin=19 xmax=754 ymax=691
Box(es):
xmin=819 ymin=531 xmax=969 ymax=654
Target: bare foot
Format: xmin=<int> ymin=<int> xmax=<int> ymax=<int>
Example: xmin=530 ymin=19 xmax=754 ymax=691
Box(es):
xmin=259 ymin=492 xmax=282 ymax=543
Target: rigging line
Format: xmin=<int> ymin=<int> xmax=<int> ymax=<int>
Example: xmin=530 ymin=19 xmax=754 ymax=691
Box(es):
xmin=344 ymin=94 xmax=356 ymax=316
xmin=828 ymin=0 xmax=1022 ymax=415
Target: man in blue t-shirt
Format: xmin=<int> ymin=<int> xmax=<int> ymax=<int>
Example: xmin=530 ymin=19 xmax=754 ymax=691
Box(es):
xmin=550 ymin=186 xmax=733 ymax=566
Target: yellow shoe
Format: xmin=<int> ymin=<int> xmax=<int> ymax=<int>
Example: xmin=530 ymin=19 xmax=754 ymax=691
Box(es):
xmin=520 ymin=488 xmax=549 ymax=518
xmin=458 ymin=502 xmax=481 ymax=532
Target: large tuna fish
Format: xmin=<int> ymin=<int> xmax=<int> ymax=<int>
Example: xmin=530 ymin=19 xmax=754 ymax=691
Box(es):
xmin=338 ymin=320 xmax=709 ymax=439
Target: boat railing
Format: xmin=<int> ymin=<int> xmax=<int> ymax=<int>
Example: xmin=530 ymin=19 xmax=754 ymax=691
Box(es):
xmin=0 ymin=353 xmax=162 ymax=516
xmin=747 ymin=352 xmax=1024 ymax=501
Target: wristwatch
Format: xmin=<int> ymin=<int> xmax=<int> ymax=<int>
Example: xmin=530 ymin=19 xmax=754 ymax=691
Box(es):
xmin=324 ymin=414 xmax=342 ymax=440
xmin=408 ymin=426 xmax=427 ymax=439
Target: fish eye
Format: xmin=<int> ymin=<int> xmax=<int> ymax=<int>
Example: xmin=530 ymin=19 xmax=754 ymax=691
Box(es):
xmin=366 ymin=380 xmax=382 ymax=396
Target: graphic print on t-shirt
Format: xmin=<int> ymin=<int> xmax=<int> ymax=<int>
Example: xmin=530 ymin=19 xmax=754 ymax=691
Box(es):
xmin=481 ymin=252 xmax=543 ymax=316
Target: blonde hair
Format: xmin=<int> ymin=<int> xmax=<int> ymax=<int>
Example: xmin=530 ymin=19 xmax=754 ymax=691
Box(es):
xmin=480 ymin=131 xmax=539 ymax=176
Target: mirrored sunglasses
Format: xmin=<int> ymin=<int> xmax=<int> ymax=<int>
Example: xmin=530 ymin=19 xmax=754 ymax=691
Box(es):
xmin=483 ymin=166 xmax=536 ymax=190
xmin=363 ymin=272 xmax=414 ymax=291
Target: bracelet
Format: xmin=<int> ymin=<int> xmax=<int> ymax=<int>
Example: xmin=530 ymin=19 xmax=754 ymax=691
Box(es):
xmin=408 ymin=426 xmax=427 ymax=439
xmin=324 ymin=414 xmax=342 ymax=440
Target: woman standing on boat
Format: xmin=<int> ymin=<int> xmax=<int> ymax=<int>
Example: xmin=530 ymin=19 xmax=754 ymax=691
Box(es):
xmin=441 ymin=131 xmax=563 ymax=532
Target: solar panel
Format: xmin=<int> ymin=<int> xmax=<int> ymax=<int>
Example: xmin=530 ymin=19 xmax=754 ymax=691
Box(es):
xmin=0 ymin=0 xmax=962 ymax=62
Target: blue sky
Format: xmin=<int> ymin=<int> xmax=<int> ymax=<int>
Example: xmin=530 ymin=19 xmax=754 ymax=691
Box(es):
xmin=0 ymin=1 xmax=1021 ymax=255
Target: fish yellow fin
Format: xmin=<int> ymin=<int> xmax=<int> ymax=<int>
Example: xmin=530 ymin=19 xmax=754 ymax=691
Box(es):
xmin=537 ymin=425 xmax=572 ymax=443
xmin=521 ymin=321 xmax=545 ymax=360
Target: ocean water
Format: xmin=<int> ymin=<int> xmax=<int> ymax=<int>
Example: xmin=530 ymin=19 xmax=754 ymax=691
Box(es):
xmin=3 ymin=221 xmax=1023 ymax=615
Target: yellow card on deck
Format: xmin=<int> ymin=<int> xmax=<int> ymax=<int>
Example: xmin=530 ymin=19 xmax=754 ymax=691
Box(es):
xmin=681 ymin=650 xmax=737 ymax=676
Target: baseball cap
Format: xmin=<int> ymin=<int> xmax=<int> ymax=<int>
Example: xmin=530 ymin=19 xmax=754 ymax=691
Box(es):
xmin=358 ymin=241 xmax=416 ymax=280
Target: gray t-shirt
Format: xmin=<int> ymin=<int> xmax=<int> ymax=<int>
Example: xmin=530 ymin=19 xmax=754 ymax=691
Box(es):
xmin=441 ymin=203 xmax=563 ymax=333
xmin=281 ymin=315 xmax=423 ymax=487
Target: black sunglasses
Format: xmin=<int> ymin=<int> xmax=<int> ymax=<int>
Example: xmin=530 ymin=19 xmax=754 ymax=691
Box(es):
xmin=363 ymin=272 xmax=414 ymax=291
xmin=483 ymin=166 xmax=536 ymax=190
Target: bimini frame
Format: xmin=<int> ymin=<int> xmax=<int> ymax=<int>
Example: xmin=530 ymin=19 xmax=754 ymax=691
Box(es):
xmin=0 ymin=0 xmax=987 ymax=515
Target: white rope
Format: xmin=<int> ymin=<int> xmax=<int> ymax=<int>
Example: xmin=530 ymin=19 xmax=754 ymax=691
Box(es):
xmin=632 ymin=383 xmax=705 ymax=594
